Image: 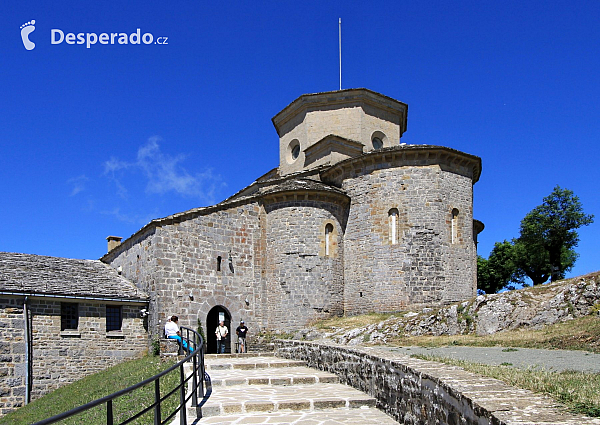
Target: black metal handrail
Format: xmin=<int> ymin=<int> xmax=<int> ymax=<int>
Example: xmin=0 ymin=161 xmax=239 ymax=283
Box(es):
xmin=33 ymin=326 xmax=211 ymax=425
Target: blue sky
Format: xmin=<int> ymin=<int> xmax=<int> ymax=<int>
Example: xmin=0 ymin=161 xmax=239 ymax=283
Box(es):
xmin=2 ymin=1 xmax=598 ymax=280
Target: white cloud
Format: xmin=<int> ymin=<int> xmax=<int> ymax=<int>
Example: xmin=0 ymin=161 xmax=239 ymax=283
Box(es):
xmin=102 ymin=136 xmax=225 ymax=205
xmin=67 ymin=175 xmax=89 ymax=196
xmin=101 ymin=207 xmax=160 ymax=225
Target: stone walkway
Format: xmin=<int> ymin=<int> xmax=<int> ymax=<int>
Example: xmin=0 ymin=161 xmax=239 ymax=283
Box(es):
xmin=191 ymin=353 xmax=397 ymax=424
xmin=381 ymin=345 xmax=600 ymax=373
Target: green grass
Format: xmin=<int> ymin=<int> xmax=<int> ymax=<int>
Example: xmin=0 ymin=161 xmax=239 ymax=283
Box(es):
xmin=411 ymin=354 xmax=600 ymax=417
xmin=312 ymin=312 xmax=396 ymax=330
xmin=1 ymin=355 xmax=180 ymax=425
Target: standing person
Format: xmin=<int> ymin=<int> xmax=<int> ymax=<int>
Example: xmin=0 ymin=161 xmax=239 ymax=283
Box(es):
xmin=164 ymin=315 xmax=189 ymax=353
xmin=215 ymin=320 xmax=228 ymax=354
xmin=236 ymin=320 xmax=248 ymax=353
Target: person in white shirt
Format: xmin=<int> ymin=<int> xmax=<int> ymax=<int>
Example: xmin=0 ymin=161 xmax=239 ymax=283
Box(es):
xmin=215 ymin=320 xmax=228 ymax=354
xmin=164 ymin=315 xmax=189 ymax=353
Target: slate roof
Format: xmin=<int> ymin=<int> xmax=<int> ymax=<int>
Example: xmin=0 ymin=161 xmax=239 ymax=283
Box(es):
xmin=259 ymin=178 xmax=347 ymax=197
xmin=0 ymin=252 xmax=148 ymax=301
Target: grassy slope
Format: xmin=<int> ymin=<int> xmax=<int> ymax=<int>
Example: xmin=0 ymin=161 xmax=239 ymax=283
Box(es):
xmin=412 ymin=354 xmax=600 ymax=417
xmin=1 ymin=355 xmax=179 ymax=425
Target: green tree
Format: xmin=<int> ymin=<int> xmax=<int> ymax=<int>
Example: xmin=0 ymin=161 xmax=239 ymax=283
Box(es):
xmin=477 ymin=240 xmax=523 ymax=293
xmin=515 ymin=186 xmax=593 ymax=284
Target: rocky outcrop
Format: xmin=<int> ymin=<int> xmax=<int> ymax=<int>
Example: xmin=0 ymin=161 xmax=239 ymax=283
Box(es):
xmin=303 ymin=272 xmax=600 ymax=345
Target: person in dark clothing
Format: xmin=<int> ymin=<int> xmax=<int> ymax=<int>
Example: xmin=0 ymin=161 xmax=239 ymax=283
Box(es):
xmin=235 ymin=320 xmax=248 ymax=353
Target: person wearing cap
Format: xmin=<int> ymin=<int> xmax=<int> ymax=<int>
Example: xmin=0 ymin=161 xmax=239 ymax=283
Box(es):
xmin=235 ymin=320 xmax=248 ymax=353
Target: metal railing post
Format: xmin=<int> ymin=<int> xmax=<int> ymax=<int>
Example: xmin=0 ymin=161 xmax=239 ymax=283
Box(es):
xmin=154 ymin=378 xmax=161 ymax=425
xmin=191 ymin=350 xmax=198 ymax=407
xmin=179 ymin=363 xmax=187 ymax=425
xmin=200 ymin=345 xmax=205 ymax=399
xmin=106 ymin=400 xmax=114 ymax=425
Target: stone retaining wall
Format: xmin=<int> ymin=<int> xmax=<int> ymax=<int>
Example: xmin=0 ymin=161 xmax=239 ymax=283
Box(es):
xmin=275 ymin=340 xmax=600 ymax=424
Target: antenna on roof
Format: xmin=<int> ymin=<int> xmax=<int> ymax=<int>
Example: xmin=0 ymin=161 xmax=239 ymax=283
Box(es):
xmin=338 ymin=18 xmax=342 ymax=90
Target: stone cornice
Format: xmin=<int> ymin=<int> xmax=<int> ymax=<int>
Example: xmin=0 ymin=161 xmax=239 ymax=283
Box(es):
xmin=321 ymin=144 xmax=482 ymax=184
xmin=473 ymin=219 xmax=485 ymax=234
xmin=272 ymin=88 xmax=408 ymax=137
xmin=260 ymin=188 xmax=350 ymax=206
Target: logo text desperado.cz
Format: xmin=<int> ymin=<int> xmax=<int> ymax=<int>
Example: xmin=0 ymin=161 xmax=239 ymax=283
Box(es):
xmin=51 ymin=28 xmax=167 ymax=48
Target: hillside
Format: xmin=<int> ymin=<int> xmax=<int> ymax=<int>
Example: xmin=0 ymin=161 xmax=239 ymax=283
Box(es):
xmin=300 ymin=271 xmax=600 ymax=350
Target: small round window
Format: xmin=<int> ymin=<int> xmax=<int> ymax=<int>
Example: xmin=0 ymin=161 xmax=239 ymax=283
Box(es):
xmin=372 ymin=137 xmax=383 ymax=149
xmin=286 ymin=139 xmax=301 ymax=164
xmin=291 ymin=144 xmax=300 ymax=160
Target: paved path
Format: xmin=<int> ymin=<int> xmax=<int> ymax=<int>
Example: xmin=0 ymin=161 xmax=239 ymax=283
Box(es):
xmin=192 ymin=353 xmax=397 ymax=424
xmin=381 ymin=346 xmax=600 ymax=373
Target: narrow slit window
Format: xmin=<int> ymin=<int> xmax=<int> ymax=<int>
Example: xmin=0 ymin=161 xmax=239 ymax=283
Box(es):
xmin=389 ymin=208 xmax=399 ymax=245
xmin=217 ymin=256 xmax=221 ymax=271
xmin=325 ymin=223 xmax=334 ymax=256
xmin=451 ymin=208 xmax=459 ymax=244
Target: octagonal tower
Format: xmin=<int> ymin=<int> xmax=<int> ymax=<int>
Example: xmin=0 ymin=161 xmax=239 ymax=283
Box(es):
xmin=272 ymin=89 xmax=408 ymax=176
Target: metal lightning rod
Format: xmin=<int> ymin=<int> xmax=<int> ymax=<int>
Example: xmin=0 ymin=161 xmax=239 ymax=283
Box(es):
xmin=339 ymin=18 xmax=342 ymax=90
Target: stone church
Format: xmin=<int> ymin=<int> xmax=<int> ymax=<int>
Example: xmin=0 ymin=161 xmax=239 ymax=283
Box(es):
xmin=103 ymin=88 xmax=483 ymax=351
xmin=0 ymin=88 xmax=483 ymax=412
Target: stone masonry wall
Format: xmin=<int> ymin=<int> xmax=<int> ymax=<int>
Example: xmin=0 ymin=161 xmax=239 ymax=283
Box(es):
xmin=264 ymin=198 xmax=347 ymax=330
xmin=0 ymin=298 xmax=146 ymax=415
xmin=275 ymin=340 xmax=598 ymax=425
xmin=150 ymin=204 xmax=262 ymax=336
xmin=104 ymin=227 xmax=158 ymax=334
xmin=440 ymin=170 xmax=477 ymax=302
xmin=0 ymin=299 xmax=26 ymax=415
xmin=30 ymin=300 xmax=147 ymax=400
xmin=341 ymin=163 xmax=475 ymax=315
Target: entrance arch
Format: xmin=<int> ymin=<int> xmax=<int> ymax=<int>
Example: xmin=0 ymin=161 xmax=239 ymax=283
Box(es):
xmin=206 ymin=305 xmax=231 ymax=354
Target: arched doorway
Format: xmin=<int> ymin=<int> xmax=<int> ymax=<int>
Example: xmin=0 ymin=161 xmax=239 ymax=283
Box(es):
xmin=206 ymin=305 xmax=231 ymax=354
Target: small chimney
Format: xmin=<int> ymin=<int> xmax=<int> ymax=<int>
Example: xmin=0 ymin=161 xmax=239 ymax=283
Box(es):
xmin=106 ymin=236 xmax=123 ymax=253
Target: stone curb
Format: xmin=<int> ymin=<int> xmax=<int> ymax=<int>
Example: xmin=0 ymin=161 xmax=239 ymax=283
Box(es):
xmin=275 ymin=340 xmax=600 ymax=425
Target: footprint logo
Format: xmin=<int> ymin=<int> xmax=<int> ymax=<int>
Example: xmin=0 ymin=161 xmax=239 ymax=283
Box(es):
xmin=20 ymin=20 xmax=36 ymax=51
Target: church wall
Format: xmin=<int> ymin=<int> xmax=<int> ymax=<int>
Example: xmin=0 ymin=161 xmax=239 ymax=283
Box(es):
xmin=439 ymin=171 xmax=477 ymax=301
xmin=148 ymin=204 xmax=263 ymax=338
xmin=342 ymin=163 xmax=475 ymax=315
xmin=105 ymin=227 xmax=159 ymax=338
xmin=264 ymin=198 xmax=346 ymax=330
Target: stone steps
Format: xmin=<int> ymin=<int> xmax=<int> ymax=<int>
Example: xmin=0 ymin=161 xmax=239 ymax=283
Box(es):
xmin=191 ymin=353 xmax=398 ymax=423
xmin=205 ymin=358 xmax=306 ymax=371
xmin=210 ymin=366 xmax=339 ymax=386
xmin=197 ymin=407 xmax=399 ymax=424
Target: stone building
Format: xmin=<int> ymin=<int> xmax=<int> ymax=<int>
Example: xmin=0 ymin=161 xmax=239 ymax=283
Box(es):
xmin=0 ymin=88 xmax=483 ymax=414
xmin=0 ymin=252 xmax=148 ymax=414
xmin=102 ymin=88 xmax=483 ymax=351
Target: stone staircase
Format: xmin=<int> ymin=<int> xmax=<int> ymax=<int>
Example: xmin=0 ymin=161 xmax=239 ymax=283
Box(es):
xmin=191 ymin=352 xmax=398 ymax=424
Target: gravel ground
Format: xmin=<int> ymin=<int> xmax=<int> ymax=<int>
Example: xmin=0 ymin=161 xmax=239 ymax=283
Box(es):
xmin=380 ymin=346 xmax=600 ymax=373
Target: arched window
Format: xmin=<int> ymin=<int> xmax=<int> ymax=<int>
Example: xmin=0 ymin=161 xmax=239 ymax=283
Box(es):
xmin=451 ymin=208 xmax=459 ymax=244
xmin=388 ymin=208 xmax=399 ymax=245
xmin=325 ymin=223 xmax=334 ymax=256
